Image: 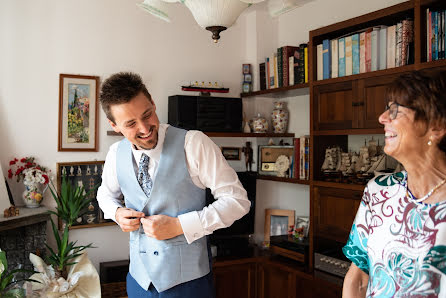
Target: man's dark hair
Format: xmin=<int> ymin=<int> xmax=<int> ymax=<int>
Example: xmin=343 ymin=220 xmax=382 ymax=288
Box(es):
xmin=100 ymin=72 xmax=152 ymax=123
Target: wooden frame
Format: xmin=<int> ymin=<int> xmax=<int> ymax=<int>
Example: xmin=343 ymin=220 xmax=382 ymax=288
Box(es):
xmin=56 ymin=161 xmax=116 ymax=229
xmin=264 ymin=209 xmax=295 ymax=243
xmin=58 ymin=74 xmax=99 ymax=152
xmin=221 ymin=147 xmax=241 ymax=160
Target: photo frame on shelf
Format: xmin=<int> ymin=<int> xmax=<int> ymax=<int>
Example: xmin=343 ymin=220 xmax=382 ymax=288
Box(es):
xmin=264 ymin=209 xmax=295 ymax=243
xmin=221 ymin=147 xmax=241 ymax=160
xmin=56 ymin=161 xmax=117 ymax=229
xmin=58 ymin=74 xmax=99 ymax=152
xmin=295 ymin=216 xmax=310 ymax=238
xmin=258 ymin=145 xmax=294 ymax=176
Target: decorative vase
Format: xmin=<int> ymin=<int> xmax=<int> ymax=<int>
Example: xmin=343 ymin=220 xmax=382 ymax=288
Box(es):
xmin=250 ymin=113 xmax=268 ymax=133
xmin=22 ymin=184 xmax=47 ymax=208
xmin=271 ymin=102 xmax=289 ymax=133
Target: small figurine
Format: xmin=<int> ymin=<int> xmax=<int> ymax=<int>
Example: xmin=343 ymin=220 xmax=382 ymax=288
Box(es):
xmin=77 ymin=166 xmax=82 ymax=176
xmin=242 ymin=142 xmax=254 ymax=172
xmin=69 ymin=166 xmax=74 ymax=176
xmin=86 ymin=166 xmax=91 ymax=176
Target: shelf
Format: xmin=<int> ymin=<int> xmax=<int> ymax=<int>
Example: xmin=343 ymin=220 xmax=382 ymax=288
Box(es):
xmin=312 ymin=64 xmax=415 ymax=86
xmin=257 ymin=175 xmax=310 ymax=185
xmin=107 ymin=131 xmax=295 ymax=138
xmin=313 ymin=128 xmax=383 ymax=135
xmin=312 ymin=180 xmax=366 ymax=191
xmin=241 ymin=83 xmax=309 ymax=98
xmin=417 ymin=59 xmax=446 ymax=70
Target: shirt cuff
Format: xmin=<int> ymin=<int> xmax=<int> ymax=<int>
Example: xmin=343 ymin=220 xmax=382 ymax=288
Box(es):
xmin=178 ymin=211 xmax=205 ymax=244
xmin=106 ymin=203 xmax=124 ymax=223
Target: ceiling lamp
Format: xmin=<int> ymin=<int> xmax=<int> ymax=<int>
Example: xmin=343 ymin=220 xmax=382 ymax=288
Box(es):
xmin=137 ymin=0 xmax=266 ymax=43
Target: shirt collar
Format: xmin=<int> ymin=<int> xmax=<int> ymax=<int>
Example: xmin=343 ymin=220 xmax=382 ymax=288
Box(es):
xmin=131 ymin=124 xmax=169 ymax=163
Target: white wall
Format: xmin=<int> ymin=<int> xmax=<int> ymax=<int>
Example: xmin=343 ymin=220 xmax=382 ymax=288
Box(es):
xmin=0 ymin=0 xmax=407 ymax=271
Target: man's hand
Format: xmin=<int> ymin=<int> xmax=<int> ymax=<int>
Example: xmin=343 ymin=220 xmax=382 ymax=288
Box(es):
xmin=115 ymin=207 xmax=145 ymax=232
xmin=140 ymin=215 xmax=184 ymax=240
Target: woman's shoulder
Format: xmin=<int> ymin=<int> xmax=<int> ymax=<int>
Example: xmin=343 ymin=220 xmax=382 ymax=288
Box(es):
xmin=366 ymin=171 xmax=407 ymax=189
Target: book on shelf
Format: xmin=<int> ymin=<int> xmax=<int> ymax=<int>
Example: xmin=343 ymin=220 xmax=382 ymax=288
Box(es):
xmin=396 ymin=22 xmax=403 ymax=67
xmin=401 ymin=18 xmax=414 ymax=66
xmin=289 ymin=56 xmax=295 ymax=86
xmin=322 ymin=39 xmax=331 ymax=79
xmin=371 ymin=27 xmax=380 ymax=71
xmin=427 ymin=8 xmax=431 ymax=62
xmin=433 ymin=11 xmax=438 ymax=61
xmin=299 ymin=136 xmax=310 ymax=180
xmin=331 ymin=39 xmax=338 ymax=78
xmin=345 ymin=35 xmax=353 ymax=76
xmin=351 ymin=34 xmax=360 ymax=75
xmin=298 ymin=44 xmax=306 ymax=84
xmin=378 ymin=26 xmax=387 ymax=70
xmin=259 ymin=62 xmax=266 ymax=91
xmin=277 ymin=47 xmax=283 ymax=88
xmin=338 ymin=37 xmax=346 ymax=77
xmin=304 ymin=45 xmax=308 ymax=83
xmin=365 ymin=29 xmax=372 ymax=72
xmin=317 ymin=44 xmax=323 ymax=80
xmin=282 ymin=46 xmax=299 ymax=87
xmin=274 ymin=53 xmax=278 ymax=88
xmin=387 ymin=25 xmax=396 ymax=68
xmin=293 ymin=138 xmax=300 ymax=179
xmin=360 ymin=32 xmax=366 ymax=73
xmin=266 ymin=57 xmax=270 ymax=89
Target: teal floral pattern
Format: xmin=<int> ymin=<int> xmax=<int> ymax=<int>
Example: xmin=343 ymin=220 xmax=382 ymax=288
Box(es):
xmin=343 ymin=171 xmax=446 ymax=297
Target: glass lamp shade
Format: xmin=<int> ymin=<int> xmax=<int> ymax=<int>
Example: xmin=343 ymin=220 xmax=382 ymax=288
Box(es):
xmin=137 ymin=0 xmax=171 ymax=22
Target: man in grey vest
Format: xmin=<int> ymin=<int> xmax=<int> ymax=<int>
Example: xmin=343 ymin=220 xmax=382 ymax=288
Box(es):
xmin=97 ymin=72 xmax=251 ymax=297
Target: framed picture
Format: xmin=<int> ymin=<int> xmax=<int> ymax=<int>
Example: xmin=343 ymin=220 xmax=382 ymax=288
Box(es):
xmin=221 ymin=147 xmax=241 ymax=160
xmin=258 ymin=145 xmax=294 ymax=176
xmin=295 ymin=216 xmax=310 ymax=238
xmin=56 ymin=161 xmax=117 ymax=229
xmin=58 ymin=74 xmax=99 ymax=152
xmin=242 ymin=64 xmax=251 ymax=74
xmin=264 ymin=209 xmax=295 ymax=243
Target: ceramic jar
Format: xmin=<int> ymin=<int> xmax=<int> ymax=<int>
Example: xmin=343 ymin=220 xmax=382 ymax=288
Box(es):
xmin=23 ymin=184 xmax=47 ymax=208
xmin=271 ymin=102 xmax=289 ymax=133
xmin=250 ymin=113 xmax=268 ymax=133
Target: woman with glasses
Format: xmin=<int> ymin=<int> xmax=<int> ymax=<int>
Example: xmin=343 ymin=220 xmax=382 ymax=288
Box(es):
xmin=342 ymin=71 xmax=446 ymax=297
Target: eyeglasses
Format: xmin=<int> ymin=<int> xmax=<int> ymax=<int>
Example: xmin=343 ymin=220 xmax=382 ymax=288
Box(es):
xmin=384 ymin=102 xmax=409 ymax=120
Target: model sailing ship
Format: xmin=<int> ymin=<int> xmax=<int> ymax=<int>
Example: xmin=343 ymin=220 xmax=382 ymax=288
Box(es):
xmin=321 ymin=138 xmax=404 ymax=184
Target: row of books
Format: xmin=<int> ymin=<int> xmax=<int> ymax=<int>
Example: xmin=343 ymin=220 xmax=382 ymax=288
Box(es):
xmin=289 ymin=136 xmax=310 ymax=180
xmin=426 ymin=9 xmax=445 ymax=61
xmin=316 ymin=18 xmax=414 ymax=80
xmin=259 ymin=44 xmax=309 ymax=91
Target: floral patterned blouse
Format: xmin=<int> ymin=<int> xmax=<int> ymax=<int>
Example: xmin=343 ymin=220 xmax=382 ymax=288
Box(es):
xmin=343 ymin=171 xmax=446 ymax=297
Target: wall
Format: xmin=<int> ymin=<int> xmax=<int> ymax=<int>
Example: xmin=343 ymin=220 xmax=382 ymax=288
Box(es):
xmin=0 ymin=0 xmax=407 ymax=271
xmin=0 ymin=0 xmax=246 ymax=271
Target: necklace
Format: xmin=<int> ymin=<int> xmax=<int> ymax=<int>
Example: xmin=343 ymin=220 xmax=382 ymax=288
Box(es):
xmin=406 ymin=178 xmax=446 ymax=203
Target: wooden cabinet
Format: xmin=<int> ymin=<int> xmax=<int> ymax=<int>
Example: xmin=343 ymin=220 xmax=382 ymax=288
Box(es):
xmin=213 ymin=259 xmax=257 ymax=298
xmin=258 ymin=261 xmax=297 ymax=298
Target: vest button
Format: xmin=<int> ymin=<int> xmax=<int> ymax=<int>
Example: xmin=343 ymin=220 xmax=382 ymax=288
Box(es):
xmin=154 ymin=251 xmax=159 ymax=256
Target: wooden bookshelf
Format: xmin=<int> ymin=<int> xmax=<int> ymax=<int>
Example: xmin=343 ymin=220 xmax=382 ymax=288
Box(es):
xmin=257 ymin=175 xmax=310 ymax=185
xmin=241 ymin=83 xmax=309 ymax=98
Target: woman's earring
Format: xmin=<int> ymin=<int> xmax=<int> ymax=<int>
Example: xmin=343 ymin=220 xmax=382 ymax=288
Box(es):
xmin=428 ymin=136 xmax=433 ymax=146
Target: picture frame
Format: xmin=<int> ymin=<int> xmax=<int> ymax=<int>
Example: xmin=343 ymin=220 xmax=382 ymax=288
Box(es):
xmin=295 ymin=216 xmax=310 ymax=238
xmin=221 ymin=147 xmax=241 ymax=160
xmin=242 ymin=64 xmax=251 ymax=74
xmin=58 ymin=74 xmax=99 ymax=152
xmin=258 ymin=145 xmax=294 ymax=176
xmin=264 ymin=209 xmax=295 ymax=243
xmin=56 ymin=161 xmax=117 ymax=229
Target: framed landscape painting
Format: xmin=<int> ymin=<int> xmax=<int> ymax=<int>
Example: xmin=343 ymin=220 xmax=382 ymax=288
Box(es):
xmin=58 ymin=74 xmax=99 ymax=151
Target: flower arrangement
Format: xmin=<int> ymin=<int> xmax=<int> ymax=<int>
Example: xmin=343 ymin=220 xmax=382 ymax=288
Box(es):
xmin=8 ymin=157 xmax=50 ymax=186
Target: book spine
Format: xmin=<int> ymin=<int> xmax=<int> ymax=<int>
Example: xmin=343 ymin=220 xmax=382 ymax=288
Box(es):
xmin=401 ymin=19 xmax=411 ymax=66
xmin=266 ymin=57 xmax=270 ymax=89
xmin=259 ymin=62 xmax=266 ymax=91
xmin=283 ymin=46 xmax=289 ymax=87
xmin=429 ymin=11 xmax=432 ymax=62
xmin=304 ymin=45 xmax=308 ymax=83
xmin=351 ymin=34 xmax=360 ymax=75
xmin=298 ymin=44 xmax=306 ymax=84
xmin=293 ymin=138 xmax=300 ymax=180
xmin=322 ymin=39 xmax=331 ymax=79
xmin=365 ymin=30 xmax=372 ymax=72
xmin=331 ymin=39 xmax=338 ymax=78
xmin=433 ymin=11 xmax=437 ymax=61
xmin=278 ymin=47 xmax=283 ymax=88
xmin=360 ymin=32 xmax=366 ymax=73
xmin=305 ymin=137 xmax=309 ymax=180
xmin=338 ymin=38 xmax=346 ymax=77
xmin=299 ymin=136 xmax=305 ymax=179
xmin=387 ymin=25 xmax=396 ymax=68
xmin=379 ymin=26 xmax=387 ymax=70
xmin=371 ymin=27 xmax=380 ymax=71
xmin=289 ymin=56 xmax=294 ymax=86
xmin=427 ymin=8 xmax=431 ymax=62
xmin=442 ymin=11 xmax=445 ymax=59
xmin=317 ymin=44 xmax=323 ymax=80
xmin=396 ymin=22 xmax=403 ymax=66
xmin=345 ymin=35 xmax=353 ymax=76
xmin=274 ymin=53 xmax=278 ymax=88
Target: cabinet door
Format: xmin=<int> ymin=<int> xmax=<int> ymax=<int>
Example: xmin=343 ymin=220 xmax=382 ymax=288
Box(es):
xmin=213 ymin=262 xmax=256 ymax=298
xmin=357 ymin=74 xmax=400 ymax=129
xmin=313 ymin=187 xmax=362 ymax=243
xmin=313 ymin=81 xmax=354 ymax=131
xmin=258 ymin=263 xmax=296 ymax=298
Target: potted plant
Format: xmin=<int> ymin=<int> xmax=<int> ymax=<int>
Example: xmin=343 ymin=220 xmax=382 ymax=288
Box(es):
xmin=0 ymin=249 xmax=39 ymax=298
xmin=28 ymin=175 xmax=101 ymax=297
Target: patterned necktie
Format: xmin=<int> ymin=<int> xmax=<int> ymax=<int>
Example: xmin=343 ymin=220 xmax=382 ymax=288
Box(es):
xmin=138 ymin=153 xmax=153 ymax=198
